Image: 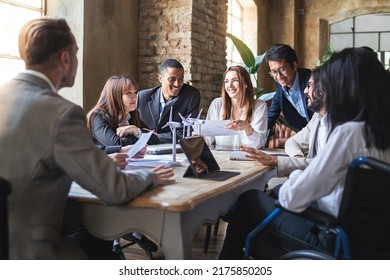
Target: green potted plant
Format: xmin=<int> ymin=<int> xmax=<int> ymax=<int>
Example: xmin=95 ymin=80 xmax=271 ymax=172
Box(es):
xmin=227 ymin=33 xmax=268 ymax=99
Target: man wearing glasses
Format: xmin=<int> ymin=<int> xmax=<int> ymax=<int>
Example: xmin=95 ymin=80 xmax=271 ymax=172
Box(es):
xmin=137 ymin=59 xmax=201 ymax=143
xmin=266 ymin=44 xmax=313 ymax=133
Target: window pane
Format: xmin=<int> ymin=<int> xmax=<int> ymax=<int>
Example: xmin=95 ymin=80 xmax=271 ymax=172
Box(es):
xmin=355 ymin=33 xmax=378 ymax=50
xmin=231 ymin=18 xmax=242 ymax=38
xmin=384 ymin=52 xmax=390 ymax=69
xmin=330 ymin=18 xmax=353 ymax=33
xmin=380 ymin=33 xmax=390 ymax=51
xmin=0 ymin=3 xmax=42 ymax=56
xmin=232 ymin=0 xmax=242 ymax=18
xmin=355 ymin=14 xmax=390 ymax=32
xmin=8 ymin=0 xmax=42 ymax=9
xmin=0 ymin=57 xmax=24 ymax=85
xmin=330 ymin=34 xmax=353 ymax=51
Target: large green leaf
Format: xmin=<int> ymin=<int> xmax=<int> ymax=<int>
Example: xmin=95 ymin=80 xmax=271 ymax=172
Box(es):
xmin=227 ymin=33 xmax=255 ymax=68
xmin=253 ymin=53 xmax=266 ymax=73
xmin=254 ymin=87 xmax=264 ymax=96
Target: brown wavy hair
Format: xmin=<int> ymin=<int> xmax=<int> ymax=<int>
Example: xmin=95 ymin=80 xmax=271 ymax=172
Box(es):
xmin=87 ymin=75 xmax=141 ymax=129
xmin=221 ymin=65 xmax=254 ymax=122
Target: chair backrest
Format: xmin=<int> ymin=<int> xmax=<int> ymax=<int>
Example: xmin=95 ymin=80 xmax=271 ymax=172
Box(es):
xmin=338 ymin=157 xmax=390 ymax=259
xmin=266 ymin=124 xmax=297 ymax=148
xmin=0 ymin=178 xmax=11 ymax=260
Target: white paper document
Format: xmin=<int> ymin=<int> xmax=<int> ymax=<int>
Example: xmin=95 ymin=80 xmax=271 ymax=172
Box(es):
xmin=126 ymin=154 xmax=187 ymax=169
xmin=126 ymin=130 xmax=153 ymax=158
xmin=192 ymin=120 xmax=240 ymax=136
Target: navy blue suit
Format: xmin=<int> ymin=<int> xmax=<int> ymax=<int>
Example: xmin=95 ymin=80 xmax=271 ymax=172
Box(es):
xmin=268 ymin=68 xmax=313 ymax=131
xmin=137 ymin=84 xmax=201 ymax=143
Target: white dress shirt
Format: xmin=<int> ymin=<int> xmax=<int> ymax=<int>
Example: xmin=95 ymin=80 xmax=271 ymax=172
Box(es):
xmin=315 ymin=113 xmax=329 ymax=155
xmin=283 ymin=72 xmax=309 ymax=122
xmin=24 ymin=70 xmax=56 ymax=92
xmin=204 ymin=97 xmax=268 ymax=149
xmin=278 ymin=121 xmax=390 ymax=217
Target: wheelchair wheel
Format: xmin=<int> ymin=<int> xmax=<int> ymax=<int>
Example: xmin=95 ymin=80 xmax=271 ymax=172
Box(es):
xmin=280 ymin=249 xmax=336 ymax=260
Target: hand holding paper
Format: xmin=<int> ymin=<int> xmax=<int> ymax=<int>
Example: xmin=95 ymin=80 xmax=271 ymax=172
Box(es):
xmin=127 ymin=130 xmax=153 ymax=158
xmin=192 ymin=120 xmax=240 ymax=136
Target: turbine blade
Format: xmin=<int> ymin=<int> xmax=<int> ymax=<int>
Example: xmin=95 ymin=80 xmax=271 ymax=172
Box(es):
xmin=196 ymin=108 xmax=203 ymax=119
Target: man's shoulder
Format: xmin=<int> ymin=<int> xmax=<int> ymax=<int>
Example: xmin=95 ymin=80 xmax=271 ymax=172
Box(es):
xmin=298 ymin=68 xmax=312 ymax=77
xmin=180 ymin=83 xmax=200 ymax=95
xmin=138 ymin=86 xmax=161 ymax=97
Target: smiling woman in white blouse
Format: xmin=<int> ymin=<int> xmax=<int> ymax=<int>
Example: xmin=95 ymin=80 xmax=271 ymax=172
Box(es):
xmin=205 ymin=65 xmax=267 ymax=150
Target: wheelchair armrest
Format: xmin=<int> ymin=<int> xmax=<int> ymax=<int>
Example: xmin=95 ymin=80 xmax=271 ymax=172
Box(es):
xmin=274 ymin=201 xmax=339 ymax=228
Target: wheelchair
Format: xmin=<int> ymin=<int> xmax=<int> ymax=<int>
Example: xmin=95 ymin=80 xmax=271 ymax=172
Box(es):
xmin=244 ymin=157 xmax=390 ymax=260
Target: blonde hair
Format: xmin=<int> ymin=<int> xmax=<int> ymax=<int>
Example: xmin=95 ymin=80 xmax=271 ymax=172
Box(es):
xmin=18 ymin=18 xmax=73 ymax=66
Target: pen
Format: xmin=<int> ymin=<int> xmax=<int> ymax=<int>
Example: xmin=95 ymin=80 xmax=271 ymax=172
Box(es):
xmin=142 ymin=128 xmax=159 ymax=136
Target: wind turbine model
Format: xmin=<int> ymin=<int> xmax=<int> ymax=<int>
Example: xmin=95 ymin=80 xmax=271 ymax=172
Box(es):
xmin=178 ymin=113 xmax=195 ymax=138
xmin=188 ymin=108 xmax=205 ymax=135
xmin=161 ymin=106 xmax=182 ymax=165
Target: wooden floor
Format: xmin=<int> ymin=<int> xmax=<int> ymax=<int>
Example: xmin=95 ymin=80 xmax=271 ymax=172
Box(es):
xmin=120 ymin=221 xmax=227 ymax=260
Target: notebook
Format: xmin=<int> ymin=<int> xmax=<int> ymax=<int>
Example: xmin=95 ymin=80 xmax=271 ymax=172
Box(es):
xmin=146 ymin=143 xmax=183 ymax=155
xmin=179 ymin=136 xmax=240 ymax=181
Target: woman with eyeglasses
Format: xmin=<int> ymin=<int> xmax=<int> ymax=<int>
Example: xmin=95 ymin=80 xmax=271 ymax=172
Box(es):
xmin=204 ymin=65 xmax=268 ymax=149
xmin=87 ymin=75 xmax=159 ymax=147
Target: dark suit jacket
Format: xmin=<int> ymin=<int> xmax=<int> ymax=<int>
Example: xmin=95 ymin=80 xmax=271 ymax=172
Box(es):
xmin=89 ymin=111 xmax=159 ymax=146
xmin=268 ymin=68 xmax=313 ymax=131
xmin=137 ymin=84 xmax=201 ymax=143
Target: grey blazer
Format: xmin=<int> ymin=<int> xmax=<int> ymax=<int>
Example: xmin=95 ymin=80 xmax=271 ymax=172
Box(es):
xmin=0 ymin=73 xmax=157 ymax=259
xmin=137 ymin=84 xmax=200 ymax=143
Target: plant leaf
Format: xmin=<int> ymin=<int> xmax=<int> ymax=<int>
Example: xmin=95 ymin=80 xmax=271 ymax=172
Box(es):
xmin=252 ymin=53 xmax=266 ymax=73
xmin=254 ymin=87 xmax=264 ymax=95
xmin=227 ymin=33 xmax=255 ymax=68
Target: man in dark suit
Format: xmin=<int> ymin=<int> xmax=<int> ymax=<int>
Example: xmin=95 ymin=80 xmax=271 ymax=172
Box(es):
xmin=266 ymin=44 xmax=313 ymax=132
xmin=137 ymin=59 xmax=201 ymax=143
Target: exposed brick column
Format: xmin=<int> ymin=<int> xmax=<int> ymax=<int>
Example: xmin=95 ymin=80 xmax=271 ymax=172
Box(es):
xmin=138 ymin=0 xmax=228 ymax=116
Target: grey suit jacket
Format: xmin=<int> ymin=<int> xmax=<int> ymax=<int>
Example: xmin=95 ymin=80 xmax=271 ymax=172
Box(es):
xmin=0 ymin=73 xmax=157 ymax=259
xmin=277 ymin=112 xmax=321 ymax=176
xmin=137 ymin=84 xmax=200 ymax=143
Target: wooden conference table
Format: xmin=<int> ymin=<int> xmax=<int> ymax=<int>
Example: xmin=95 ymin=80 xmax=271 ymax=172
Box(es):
xmin=66 ymin=149 xmax=277 ymax=259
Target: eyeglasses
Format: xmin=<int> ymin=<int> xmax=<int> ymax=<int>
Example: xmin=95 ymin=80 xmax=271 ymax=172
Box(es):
xmin=268 ymin=67 xmax=288 ymax=78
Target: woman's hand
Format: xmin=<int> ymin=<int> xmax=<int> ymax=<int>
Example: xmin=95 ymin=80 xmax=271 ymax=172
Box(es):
xmin=240 ymin=146 xmax=278 ymax=167
xmin=152 ymin=165 xmax=175 ymax=186
xmin=226 ymin=120 xmax=254 ymax=136
xmin=120 ymin=144 xmax=147 ymax=158
xmin=116 ymin=125 xmax=140 ymax=137
xmin=107 ymin=153 xmax=129 ymax=169
xmin=133 ymin=145 xmax=147 ymax=158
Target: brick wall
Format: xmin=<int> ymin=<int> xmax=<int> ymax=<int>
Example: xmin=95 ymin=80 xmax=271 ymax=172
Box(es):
xmin=138 ymin=0 xmax=228 ymax=116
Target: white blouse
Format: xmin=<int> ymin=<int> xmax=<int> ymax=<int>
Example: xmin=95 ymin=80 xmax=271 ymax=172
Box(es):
xmin=205 ymin=97 xmax=267 ymax=149
xmin=279 ymin=121 xmax=390 ymax=217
